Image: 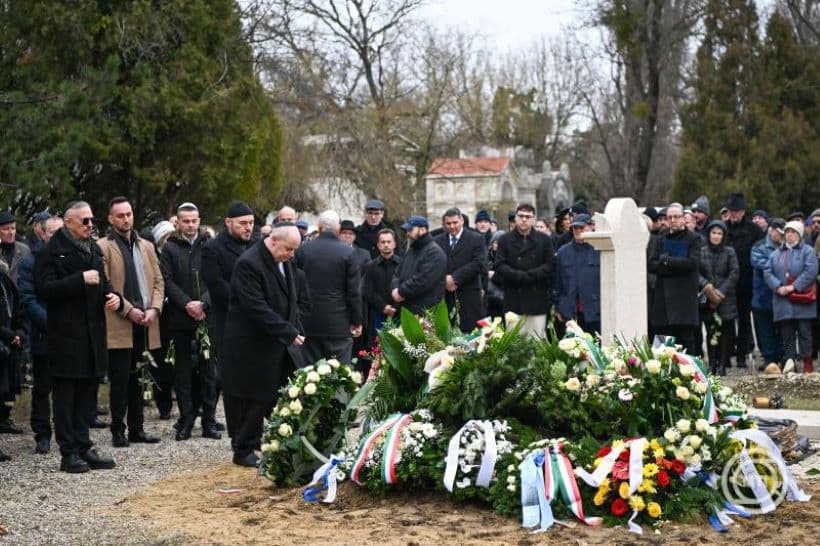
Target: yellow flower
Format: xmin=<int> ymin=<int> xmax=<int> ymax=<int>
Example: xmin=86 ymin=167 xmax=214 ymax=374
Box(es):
xmin=643 ymin=463 xmax=659 ymax=477
xmin=629 ymin=495 xmax=646 ymax=512
xmin=593 ymin=490 xmax=607 ymax=506
xmin=649 ymin=438 xmax=662 ymax=452
xmin=593 ymin=457 xmax=603 ymax=468
xmin=638 ymin=479 xmax=657 ymax=494
xmin=653 ymin=448 xmax=665 ymax=459
xmin=647 ymin=502 xmax=662 ymax=518
xmin=612 ymin=439 xmax=625 ymax=450
xmin=619 ymin=481 xmax=631 ymax=499
xmin=599 ymin=478 xmax=611 ymax=493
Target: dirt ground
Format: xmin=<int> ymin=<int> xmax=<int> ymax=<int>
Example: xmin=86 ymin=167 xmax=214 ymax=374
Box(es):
xmin=121 ymin=463 xmax=820 ymax=546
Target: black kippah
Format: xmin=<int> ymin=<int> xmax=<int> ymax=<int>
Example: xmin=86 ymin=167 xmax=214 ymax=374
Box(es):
xmin=226 ymin=202 xmax=253 ymax=218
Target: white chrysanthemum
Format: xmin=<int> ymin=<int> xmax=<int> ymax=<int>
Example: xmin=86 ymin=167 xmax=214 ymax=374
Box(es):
xmin=303 ymin=382 xmax=317 ymax=395
xmin=645 ymin=359 xmax=661 ymax=374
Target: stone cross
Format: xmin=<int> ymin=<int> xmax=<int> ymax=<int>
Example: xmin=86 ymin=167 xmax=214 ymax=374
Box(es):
xmin=583 ymin=198 xmax=650 ymax=345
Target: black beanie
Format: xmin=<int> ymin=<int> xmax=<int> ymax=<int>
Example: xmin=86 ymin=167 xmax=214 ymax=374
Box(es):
xmin=226 ymin=202 xmax=253 ymax=218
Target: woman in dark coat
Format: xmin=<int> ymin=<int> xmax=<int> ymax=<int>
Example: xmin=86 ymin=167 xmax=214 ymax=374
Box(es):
xmin=0 ymin=264 xmax=24 ymax=461
xmin=698 ymin=220 xmax=739 ymax=375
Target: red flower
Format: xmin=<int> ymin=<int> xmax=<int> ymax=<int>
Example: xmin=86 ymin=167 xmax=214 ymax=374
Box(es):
xmin=611 ymin=498 xmax=628 ymax=516
xmin=596 ymin=445 xmax=612 ymax=458
xmin=372 ymin=346 xmax=381 ymax=355
xmin=358 ymin=350 xmax=368 ymax=358
xmin=618 ymin=450 xmax=630 ymax=462
xmin=612 ymin=460 xmax=630 ymax=481
xmin=657 ymin=469 xmax=670 ymax=487
xmin=671 ymin=459 xmax=686 ymax=475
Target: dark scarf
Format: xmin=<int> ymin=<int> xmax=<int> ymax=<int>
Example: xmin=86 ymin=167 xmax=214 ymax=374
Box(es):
xmin=61 ymin=227 xmax=93 ymax=256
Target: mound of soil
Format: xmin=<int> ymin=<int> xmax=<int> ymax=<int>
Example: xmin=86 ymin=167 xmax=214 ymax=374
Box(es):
xmin=121 ymin=464 xmax=820 ymax=545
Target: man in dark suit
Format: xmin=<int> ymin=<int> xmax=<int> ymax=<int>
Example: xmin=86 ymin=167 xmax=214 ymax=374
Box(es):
xmin=296 ymin=211 xmax=362 ymax=365
xmin=434 ymin=208 xmax=487 ymax=333
xmin=221 ymin=224 xmax=306 ymax=467
xmin=363 ymin=228 xmax=402 ymax=338
xmin=35 ymin=201 xmax=120 ymax=473
xmin=201 ymin=202 xmax=254 ymax=383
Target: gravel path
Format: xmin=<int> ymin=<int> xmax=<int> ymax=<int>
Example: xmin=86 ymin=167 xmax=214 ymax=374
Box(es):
xmin=0 ymin=402 xmax=232 ymax=546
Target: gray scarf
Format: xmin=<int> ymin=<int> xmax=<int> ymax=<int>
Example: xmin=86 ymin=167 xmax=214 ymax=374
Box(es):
xmin=131 ymin=239 xmax=151 ymax=309
xmin=61 ymin=227 xmax=93 ymax=255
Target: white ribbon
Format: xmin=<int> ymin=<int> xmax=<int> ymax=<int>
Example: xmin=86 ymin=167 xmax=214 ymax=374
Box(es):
xmin=303 ymin=454 xmax=345 ymax=503
xmin=443 ymin=420 xmax=498 ymax=492
xmin=574 ymin=444 xmax=625 ymax=487
xmin=627 ymin=510 xmax=642 ymax=534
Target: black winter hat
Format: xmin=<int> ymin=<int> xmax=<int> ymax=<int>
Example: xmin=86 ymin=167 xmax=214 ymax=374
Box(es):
xmin=225 ymin=202 xmax=253 ymax=218
xmin=725 ymin=192 xmax=746 ymax=211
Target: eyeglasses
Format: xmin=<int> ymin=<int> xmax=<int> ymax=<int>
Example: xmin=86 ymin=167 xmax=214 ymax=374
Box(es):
xmin=812 ymin=220 xmax=820 ymax=225
xmin=81 ymin=217 xmax=94 ymax=226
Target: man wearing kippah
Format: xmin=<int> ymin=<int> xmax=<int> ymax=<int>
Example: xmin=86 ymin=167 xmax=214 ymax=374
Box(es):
xmin=201 ymin=202 xmax=255 ymax=417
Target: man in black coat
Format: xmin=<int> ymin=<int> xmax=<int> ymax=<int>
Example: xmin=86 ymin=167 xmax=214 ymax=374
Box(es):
xmin=296 ymin=211 xmax=362 ymax=365
xmin=648 ymin=203 xmax=703 ymax=354
xmin=201 ymin=202 xmax=254 ymax=372
xmin=35 ymin=201 xmax=120 ymax=473
xmin=221 ymin=225 xmax=306 ymax=467
xmin=724 ymin=192 xmax=763 ymax=367
xmin=434 ymin=208 xmax=487 ymax=333
xmin=391 ymin=216 xmax=447 ymax=315
xmin=355 ymin=199 xmax=390 ymax=258
xmin=494 ymin=204 xmax=554 ymax=337
xmin=159 ymin=202 xmax=220 ymax=441
xmin=19 ymin=215 xmax=63 ymax=454
xmin=363 ymin=228 xmax=402 ymax=339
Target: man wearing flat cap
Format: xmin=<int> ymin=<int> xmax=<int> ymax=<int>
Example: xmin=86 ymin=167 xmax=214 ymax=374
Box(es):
xmin=391 ymin=216 xmax=447 ymax=315
xmin=554 ymin=214 xmax=600 ymax=334
xmin=724 ymin=192 xmax=763 ymax=368
xmin=0 ymin=211 xmax=30 ymax=286
xmin=355 ymin=199 xmax=390 ymax=259
xmin=201 ymin=202 xmax=255 ymax=405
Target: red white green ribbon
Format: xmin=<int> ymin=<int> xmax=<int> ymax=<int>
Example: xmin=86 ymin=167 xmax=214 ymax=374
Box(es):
xmin=674 ymin=352 xmax=719 ymax=424
xmin=350 ymin=413 xmax=404 ymax=485
xmin=380 ymin=414 xmax=413 ymax=484
xmin=564 ymin=321 xmax=606 ymax=372
xmin=550 ymin=444 xmax=602 ymax=527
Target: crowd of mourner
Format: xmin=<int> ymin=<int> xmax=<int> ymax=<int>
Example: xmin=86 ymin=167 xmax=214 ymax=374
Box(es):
xmin=0 ymin=192 xmax=818 ymax=471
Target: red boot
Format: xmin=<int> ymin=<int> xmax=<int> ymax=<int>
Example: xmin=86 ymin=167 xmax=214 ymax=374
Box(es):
xmin=804 ymin=358 xmax=814 ymax=373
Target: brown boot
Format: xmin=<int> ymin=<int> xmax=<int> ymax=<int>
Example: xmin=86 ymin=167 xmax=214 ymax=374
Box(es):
xmin=804 ymin=358 xmax=814 ymax=373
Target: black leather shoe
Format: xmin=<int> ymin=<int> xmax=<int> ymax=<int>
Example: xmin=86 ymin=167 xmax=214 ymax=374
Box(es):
xmin=96 ymin=406 xmax=109 ymax=416
xmin=232 ymin=452 xmax=259 ymax=467
xmin=80 ymin=448 xmax=116 ymax=470
xmin=158 ymin=411 xmax=171 ymax=420
xmin=90 ymin=417 xmax=109 ymax=429
xmin=202 ymin=426 xmax=222 ymax=440
xmin=0 ymin=449 xmax=11 ymax=462
xmin=60 ymin=454 xmax=90 ymax=473
xmin=34 ymin=438 xmax=51 ymax=454
xmin=175 ymin=427 xmax=192 ymax=441
xmin=128 ymin=430 xmax=160 ymax=444
xmin=214 ymin=421 xmax=226 ymax=432
xmin=112 ymin=431 xmax=129 ymax=448
xmin=0 ymin=418 xmax=24 ymax=434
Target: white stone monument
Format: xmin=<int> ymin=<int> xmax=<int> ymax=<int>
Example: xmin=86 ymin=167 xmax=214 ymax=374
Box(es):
xmin=583 ymin=198 xmax=649 ymax=345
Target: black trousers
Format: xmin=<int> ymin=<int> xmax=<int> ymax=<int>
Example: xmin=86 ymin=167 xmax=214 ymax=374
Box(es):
xmin=107 ymin=326 xmax=147 ymax=435
xmin=52 ymin=376 xmax=96 ymax=457
xmin=224 ymin=394 xmax=271 ymax=457
xmin=302 ymin=336 xmax=353 ymax=366
xmin=30 ymin=353 xmax=52 ymax=441
xmin=780 ymin=319 xmax=813 ymax=361
xmin=735 ymin=294 xmax=754 ymax=363
xmin=151 ymin=347 xmax=174 ymax=416
xmin=171 ymin=330 xmax=216 ymax=430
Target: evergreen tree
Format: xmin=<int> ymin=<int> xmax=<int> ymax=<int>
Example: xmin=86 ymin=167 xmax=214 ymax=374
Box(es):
xmin=0 ymin=0 xmax=281 ymax=223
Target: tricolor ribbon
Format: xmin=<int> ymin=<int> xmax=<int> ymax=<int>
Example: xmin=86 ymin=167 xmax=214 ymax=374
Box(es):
xmin=302 ymin=454 xmax=345 ymax=503
xmin=350 ymin=413 xmax=404 ymax=485
xmin=674 ymin=352 xmax=719 ymax=424
xmin=521 ymin=444 xmax=601 ymax=532
xmin=443 ymin=420 xmax=498 ymax=492
xmin=381 ymin=414 xmax=413 ymax=484
xmin=564 ymin=321 xmax=607 ymax=372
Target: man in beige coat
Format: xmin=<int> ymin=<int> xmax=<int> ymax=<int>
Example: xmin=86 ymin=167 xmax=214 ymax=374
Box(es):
xmin=98 ymin=197 xmax=164 ymax=447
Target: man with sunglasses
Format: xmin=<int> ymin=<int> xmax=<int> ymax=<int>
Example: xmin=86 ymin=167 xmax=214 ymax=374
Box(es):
xmin=493 ymin=203 xmax=555 ymax=337
xmin=35 ymin=201 xmax=121 ymax=473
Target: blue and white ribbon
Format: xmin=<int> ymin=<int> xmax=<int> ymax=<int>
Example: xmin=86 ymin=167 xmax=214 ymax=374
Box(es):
xmin=302 ymin=454 xmax=345 ymax=503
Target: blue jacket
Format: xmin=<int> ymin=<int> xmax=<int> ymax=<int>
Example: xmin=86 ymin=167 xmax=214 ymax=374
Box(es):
xmin=751 ymin=234 xmax=777 ymax=311
xmin=764 ymin=241 xmax=818 ymax=322
xmin=553 ymin=240 xmax=600 ymax=323
xmin=18 ymin=246 xmax=48 ymax=356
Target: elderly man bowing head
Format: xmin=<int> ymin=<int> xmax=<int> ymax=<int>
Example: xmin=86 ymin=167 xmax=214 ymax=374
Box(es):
xmin=221 ymin=224 xmax=308 ymax=468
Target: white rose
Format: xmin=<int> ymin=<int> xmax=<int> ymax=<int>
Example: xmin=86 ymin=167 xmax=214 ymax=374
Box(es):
xmin=681 ymin=445 xmax=694 ymax=457
xmin=664 ymin=428 xmax=680 ymax=443
xmin=586 ymin=374 xmax=601 ymax=387
xmin=288 ymin=386 xmax=300 ymax=399
xmin=279 ymin=406 xmax=291 ymax=418
xmin=693 ymin=381 xmax=707 ymax=394
xmin=564 ymin=377 xmax=581 ymax=392
xmin=662 ymin=346 xmax=677 ymax=359
xmin=277 ymin=423 xmax=292 ymax=437
xmin=306 ymin=371 xmax=320 ymax=383
xmin=289 ymin=399 xmax=303 ymax=413
xmin=645 ymin=359 xmax=661 ymax=374
xmin=351 ymin=371 xmax=363 ymax=384
xmin=676 ymin=419 xmax=691 ymax=433
xmin=327 ymin=358 xmax=341 ymax=369
xmin=689 ymin=453 xmax=702 ymax=466
xmin=675 ymin=386 xmax=690 ymax=400
xmin=558 ymin=338 xmax=576 ymax=352
xmin=317 ymin=363 xmax=332 ymax=376
xmin=304 ymin=382 xmax=317 ymax=395
xmin=678 ymin=363 xmax=695 ymax=377
xmin=262 ymin=439 xmax=280 ymax=453
xmin=688 ymin=435 xmax=702 ymax=450
xmin=695 ymin=419 xmax=709 ymax=432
